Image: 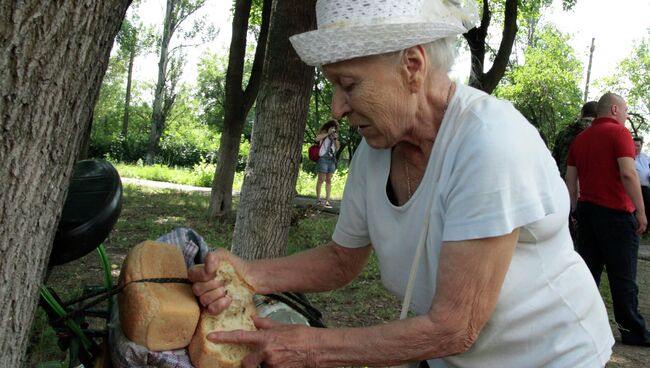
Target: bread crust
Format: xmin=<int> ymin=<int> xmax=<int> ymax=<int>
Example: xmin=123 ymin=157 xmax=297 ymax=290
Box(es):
xmin=118 ymin=240 xmax=200 ymax=351
xmin=189 ymin=261 xmax=257 ymax=368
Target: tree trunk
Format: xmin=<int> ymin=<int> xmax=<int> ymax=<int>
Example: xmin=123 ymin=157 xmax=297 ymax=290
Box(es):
xmin=231 ymin=0 xmax=316 ymax=260
xmin=464 ymin=0 xmax=518 ymax=94
xmin=207 ymin=0 xmax=271 ymax=220
xmin=146 ymin=0 xmax=173 ymax=165
xmin=122 ymin=47 xmax=135 ymax=137
xmin=0 ymin=1 xmax=130 ymax=365
xmin=78 ymin=113 xmax=93 ymax=160
xmin=208 ymin=111 xmax=246 ymax=219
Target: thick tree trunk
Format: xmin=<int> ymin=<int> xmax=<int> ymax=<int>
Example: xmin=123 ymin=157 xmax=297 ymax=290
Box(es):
xmin=0 ymin=1 xmax=130 ymax=365
xmin=122 ymin=47 xmax=135 ymax=137
xmin=231 ymin=0 xmax=316 ymax=260
xmin=207 ymin=0 xmax=271 ymax=220
xmin=146 ymin=0 xmax=173 ymax=165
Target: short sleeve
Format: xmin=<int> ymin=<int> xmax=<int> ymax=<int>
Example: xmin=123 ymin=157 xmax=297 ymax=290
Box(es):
xmin=613 ymin=127 xmax=635 ymax=159
xmin=441 ymin=104 xmax=559 ymax=241
xmin=332 ymin=142 xmax=371 ymax=248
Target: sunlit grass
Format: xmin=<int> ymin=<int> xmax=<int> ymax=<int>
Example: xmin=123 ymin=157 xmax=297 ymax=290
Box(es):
xmin=112 ymin=162 xmax=346 ymax=200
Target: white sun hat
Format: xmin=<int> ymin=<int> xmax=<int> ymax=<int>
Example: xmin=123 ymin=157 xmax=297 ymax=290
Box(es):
xmin=290 ymin=0 xmax=479 ymax=66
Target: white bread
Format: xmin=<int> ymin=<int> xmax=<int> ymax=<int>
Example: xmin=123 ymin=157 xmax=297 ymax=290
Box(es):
xmin=118 ymin=240 xmax=200 ymax=351
xmin=189 ymin=261 xmax=257 ymax=368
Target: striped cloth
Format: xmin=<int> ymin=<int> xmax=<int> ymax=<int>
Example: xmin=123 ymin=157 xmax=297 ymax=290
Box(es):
xmin=109 ymin=227 xmax=208 ymax=368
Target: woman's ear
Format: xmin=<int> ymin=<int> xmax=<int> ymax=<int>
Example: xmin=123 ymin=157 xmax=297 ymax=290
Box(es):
xmin=401 ymin=45 xmax=427 ymax=93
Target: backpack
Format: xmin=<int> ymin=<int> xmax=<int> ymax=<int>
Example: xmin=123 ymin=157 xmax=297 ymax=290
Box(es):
xmin=308 ymin=142 xmax=321 ymax=161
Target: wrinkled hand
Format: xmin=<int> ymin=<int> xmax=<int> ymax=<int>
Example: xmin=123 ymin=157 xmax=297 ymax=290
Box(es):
xmin=188 ymin=249 xmax=250 ymax=314
xmin=208 ymin=316 xmax=320 ymax=368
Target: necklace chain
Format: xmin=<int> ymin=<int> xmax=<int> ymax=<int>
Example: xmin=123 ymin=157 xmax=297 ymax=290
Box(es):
xmin=403 ymin=81 xmax=454 ymax=200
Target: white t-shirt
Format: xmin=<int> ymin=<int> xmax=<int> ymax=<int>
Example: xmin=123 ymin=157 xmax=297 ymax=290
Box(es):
xmin=319 ymin=136 xmax=336 ymax=158
xmin=635 ymin=152 xmax=650 ymax=186
xmin=333 ymin=84 xmax=613 ymax=368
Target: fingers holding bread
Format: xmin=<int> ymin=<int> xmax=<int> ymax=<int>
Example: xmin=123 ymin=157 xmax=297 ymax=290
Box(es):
xmin=189 ymin=260 xmax=258 ymax=368
xmin=189 ymin=249 xmax=253 ymax=316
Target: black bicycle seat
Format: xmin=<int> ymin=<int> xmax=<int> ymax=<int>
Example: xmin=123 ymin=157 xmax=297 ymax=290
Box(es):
xmin=49 ymin=160 xmax=122 ymax=266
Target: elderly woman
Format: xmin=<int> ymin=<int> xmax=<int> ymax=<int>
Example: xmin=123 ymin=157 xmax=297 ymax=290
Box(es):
xmin=189 ymin=0 xmax=613 ymax=367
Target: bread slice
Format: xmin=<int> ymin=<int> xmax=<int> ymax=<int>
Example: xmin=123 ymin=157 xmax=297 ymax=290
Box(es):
xmin=118 ymin=240 xmax=200 ymax=351
xmin=189 ymin=261 xmax=257 ymax=368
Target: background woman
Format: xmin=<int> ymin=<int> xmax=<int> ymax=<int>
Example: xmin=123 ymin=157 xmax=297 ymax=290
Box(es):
xmin=314 ymin=119 xmax=339 ymax=208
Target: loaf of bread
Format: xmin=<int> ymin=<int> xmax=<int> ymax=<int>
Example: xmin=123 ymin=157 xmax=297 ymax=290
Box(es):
xmin=118 ymin=240 xmax=200 ymax=351
xmin=189 ymin=261 xmax=257 ymax=368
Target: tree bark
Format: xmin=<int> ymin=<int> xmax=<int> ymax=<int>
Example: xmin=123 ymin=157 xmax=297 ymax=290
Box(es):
xmin=207 ymin=0 xmax=271 ymax=220
xmin=0 ymin=0 xmax=130 ymax=365
xmin=146 ymin=0 xmax=174 ymax=165
xmin=464 ymin=0 xmax=518 ymax=94
xmin=231 ymin=0 xmax=316 ymax=260
xmin=122 ymin=46 xmax=135 ymax=137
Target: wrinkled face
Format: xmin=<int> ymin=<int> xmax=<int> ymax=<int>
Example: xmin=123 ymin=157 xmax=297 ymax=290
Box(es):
xmin=323 ymin=55 xmax=413 ymax=149
xmin=635 ymin=140 xmax=643 ymax=156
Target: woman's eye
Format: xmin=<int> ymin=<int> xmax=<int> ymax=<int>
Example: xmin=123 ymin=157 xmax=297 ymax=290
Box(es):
xmin=341 ymin=82 xmax=355 ymax=92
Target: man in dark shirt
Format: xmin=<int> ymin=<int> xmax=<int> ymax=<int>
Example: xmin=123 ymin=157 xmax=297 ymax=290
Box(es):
xmin=553 ymin=101 xmax=597 ymax=178
xmin=566 ymin=92 xmax=650 ymax=346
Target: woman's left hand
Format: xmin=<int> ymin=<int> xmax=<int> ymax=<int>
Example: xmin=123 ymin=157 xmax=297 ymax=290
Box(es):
xmin=207 ymin=316 xmax=320 ymax=368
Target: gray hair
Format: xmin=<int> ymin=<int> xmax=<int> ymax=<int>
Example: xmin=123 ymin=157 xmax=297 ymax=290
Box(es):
xmin=383 ymin=36 xmax=459 ymax=72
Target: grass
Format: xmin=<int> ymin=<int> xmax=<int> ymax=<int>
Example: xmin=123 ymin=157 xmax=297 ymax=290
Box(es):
xmin=28 ymin=184 xmax=395 ymax=366
xmin=112 ymin=162 xmax=348 ymax=200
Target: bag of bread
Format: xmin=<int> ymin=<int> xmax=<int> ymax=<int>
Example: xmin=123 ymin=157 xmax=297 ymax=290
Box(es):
xmin=118 ymin=240 xmax=200 ymax=351
xmin=188 ymin=261 xmax=257 ymax=368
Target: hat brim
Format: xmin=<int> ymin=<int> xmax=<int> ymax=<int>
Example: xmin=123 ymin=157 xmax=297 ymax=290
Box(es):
xmin=290 ymin=22 xmax=466 ymax=67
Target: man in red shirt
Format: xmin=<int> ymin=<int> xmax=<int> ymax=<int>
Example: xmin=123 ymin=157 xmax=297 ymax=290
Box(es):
xmin=566 ymin=92 xmax=650 ymax=346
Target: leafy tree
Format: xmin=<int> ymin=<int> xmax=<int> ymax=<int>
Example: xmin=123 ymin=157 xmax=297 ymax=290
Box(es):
xmin=196 ymin=49 xmax=256 ymax=143
xmin=464 ymin=0 xmax=576 ymax=94
xmin=145 ymin=0 xmax=213 ymax=164
xmin=0 ymin=1 xmax=130 ymax=364
xmin=207 ymin=0 xmax=272 ymax=221
xmin=90 ymin=49 xmax=154 ymax=163
xmin=600 ymin=29 xmax=650 ymax=137
xmin=196 ymin=52 xmax=227 ymax=132
xmin=116 ymin=4 xmax=157 ymax=137
xmin=494 ymin=25 xmax=583 ymax=145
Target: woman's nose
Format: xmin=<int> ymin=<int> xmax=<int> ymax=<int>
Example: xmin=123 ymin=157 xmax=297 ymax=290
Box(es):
xmin=331 ymin=88 xmax=351 ymax=119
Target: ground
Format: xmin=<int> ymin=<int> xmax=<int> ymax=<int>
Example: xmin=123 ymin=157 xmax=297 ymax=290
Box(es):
xmin=29 ymin=179 xmax=650 ymax=367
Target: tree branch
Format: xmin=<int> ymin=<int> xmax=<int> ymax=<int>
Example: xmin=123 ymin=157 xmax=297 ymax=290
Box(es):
xmin=242 ymin=0 xmax=272 ymax=111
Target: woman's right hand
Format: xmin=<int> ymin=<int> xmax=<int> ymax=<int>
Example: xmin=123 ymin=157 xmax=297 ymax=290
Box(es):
xmin=188 ymin=249 xmax=250 ymax=314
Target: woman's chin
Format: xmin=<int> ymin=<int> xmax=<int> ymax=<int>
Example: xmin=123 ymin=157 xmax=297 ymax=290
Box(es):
xmin=364 ymin=137 xmax=392 ymax=150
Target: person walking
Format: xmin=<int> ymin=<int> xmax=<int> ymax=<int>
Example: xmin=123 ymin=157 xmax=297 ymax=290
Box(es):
xmin=566 ymin=92 xmax=650 ymax=347
xmin=554 ymin=101 xmax=598 ymax=243
xmin=553 ymin=101 xmax=597 ymax=178
xmin=314 ymin=119 xmax=339 ymax=208
xmin=634 ymin=137 xmax=650 ymax=226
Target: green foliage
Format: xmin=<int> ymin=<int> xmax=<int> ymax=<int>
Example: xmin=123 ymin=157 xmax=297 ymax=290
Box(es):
xmin=599 ymin=29 xmax=650 ymax=135
xmin=196 ymin=51 xmax=227 ymax=130
xmin=156 ymin=89 xmax=220 ymax=166
xmin=494 ymin=25 xmax=583 ymax=145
